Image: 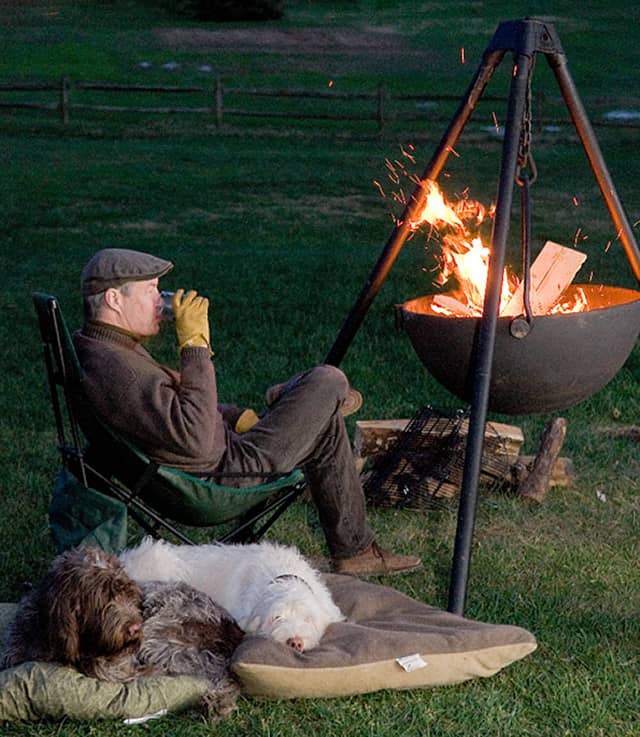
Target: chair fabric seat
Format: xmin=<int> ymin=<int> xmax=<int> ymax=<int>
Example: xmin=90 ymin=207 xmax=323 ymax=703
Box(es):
xmin=152 ymin=465 xmax=306 ymax=526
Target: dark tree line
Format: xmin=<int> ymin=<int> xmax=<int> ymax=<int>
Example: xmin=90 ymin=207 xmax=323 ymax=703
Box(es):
xmin=161 ymin=0 xmax=284 ymax=21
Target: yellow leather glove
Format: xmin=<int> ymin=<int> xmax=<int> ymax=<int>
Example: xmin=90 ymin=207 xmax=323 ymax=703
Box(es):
xmin=234 ymin=408 xmax=260 ymax=433
xmin=173 ymin=289 xmax=211 ymax=352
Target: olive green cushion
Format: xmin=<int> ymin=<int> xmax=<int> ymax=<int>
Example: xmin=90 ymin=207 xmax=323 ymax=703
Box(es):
xmin=0 ymin=661 xmax=209 ymax=722
xmin=0 ymin=603 xmax=208 ymax=722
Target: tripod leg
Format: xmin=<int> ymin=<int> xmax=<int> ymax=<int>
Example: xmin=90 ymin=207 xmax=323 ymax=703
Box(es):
xmin=546 ymin=52 xmax=640 ymax=284
xmin=325 ymin=48 xmax=506 ymax=367
xmin=448 ymin=50 xmax=532 ymax=615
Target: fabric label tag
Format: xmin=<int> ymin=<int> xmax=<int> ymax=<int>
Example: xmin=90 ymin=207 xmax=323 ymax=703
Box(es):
xmin=396 ymin=654 xmax=428 ymax=672
xmin=123 ymin=708 xmax=168 ymax=725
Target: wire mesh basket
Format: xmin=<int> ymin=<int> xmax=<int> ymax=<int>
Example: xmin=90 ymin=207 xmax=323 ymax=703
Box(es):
xmin=362 ymin=405 xmax=515 ymax=511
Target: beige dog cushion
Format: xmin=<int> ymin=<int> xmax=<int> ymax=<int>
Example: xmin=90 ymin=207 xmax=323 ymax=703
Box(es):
xmin=0 ymin=575 xmax=536 ymax=721
xmin=232 ymin=574 xmax=536 ymax=698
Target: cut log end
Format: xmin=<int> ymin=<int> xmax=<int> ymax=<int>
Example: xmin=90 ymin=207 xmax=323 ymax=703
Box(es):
xmin=517 ymin=417 xmax=568 ymax=503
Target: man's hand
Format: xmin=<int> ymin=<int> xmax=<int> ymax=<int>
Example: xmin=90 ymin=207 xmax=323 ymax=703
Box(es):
xmin=235 ymin=408 xmax=260 ymax=433
xmin=173 ymin=289 xmax=211 ymax=352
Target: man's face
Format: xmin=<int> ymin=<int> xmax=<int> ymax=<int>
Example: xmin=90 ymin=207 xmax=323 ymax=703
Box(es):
xmin=110 ymin=278 xmax=163 ymax=337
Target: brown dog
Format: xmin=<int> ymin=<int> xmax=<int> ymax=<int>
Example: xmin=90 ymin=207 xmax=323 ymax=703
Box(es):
xmin=1 ymin=547 xmax=244 ymax=717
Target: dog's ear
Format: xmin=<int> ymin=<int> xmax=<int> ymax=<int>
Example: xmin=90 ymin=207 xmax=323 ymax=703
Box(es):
xmin=245 ymin=613 xmax=264 ymax=635
xmin=41 ymin=579 xmax=82 ymax=665
xmin=314 ymin=588 xmax=346 ymax=624
xmin=218 ymin=618 xmax=245 ymax=657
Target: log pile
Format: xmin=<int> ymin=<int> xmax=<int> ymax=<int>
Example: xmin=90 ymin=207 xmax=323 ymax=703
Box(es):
xmin=355 ymin=415 xmax=573 ymax=505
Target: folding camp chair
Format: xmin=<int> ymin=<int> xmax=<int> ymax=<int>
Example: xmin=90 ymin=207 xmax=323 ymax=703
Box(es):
xmin=33 ymin=292 xmax=307 ymax=553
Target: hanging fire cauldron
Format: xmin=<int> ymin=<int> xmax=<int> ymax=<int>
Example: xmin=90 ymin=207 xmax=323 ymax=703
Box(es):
xmin=324 ymin=17 xmax=640 ymax=615
xmin=399 ymin=285 xmax=640 ymax=415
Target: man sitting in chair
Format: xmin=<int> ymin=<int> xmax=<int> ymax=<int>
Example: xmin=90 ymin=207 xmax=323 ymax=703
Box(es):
xmin=74 ymin=248 xmax=422 ymax=577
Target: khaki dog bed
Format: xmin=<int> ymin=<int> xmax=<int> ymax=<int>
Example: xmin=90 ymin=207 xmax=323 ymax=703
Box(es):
xmin=0 ymin=575 xmax=536 ymax=721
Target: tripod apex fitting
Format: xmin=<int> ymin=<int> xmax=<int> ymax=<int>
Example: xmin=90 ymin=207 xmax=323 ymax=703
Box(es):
xmin=487 ymin=17 xmax=564 ymax=57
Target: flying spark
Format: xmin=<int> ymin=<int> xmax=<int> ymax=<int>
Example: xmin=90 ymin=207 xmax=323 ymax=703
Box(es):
xmin=401 ymin=144 xmax=417 ymax=164
xmin=372 ymin=180 xmax=385 ymax=198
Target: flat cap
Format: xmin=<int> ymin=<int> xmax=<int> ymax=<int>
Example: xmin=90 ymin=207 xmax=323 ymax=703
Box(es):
xmin=81 ymin=248 xmax=173 ymax=296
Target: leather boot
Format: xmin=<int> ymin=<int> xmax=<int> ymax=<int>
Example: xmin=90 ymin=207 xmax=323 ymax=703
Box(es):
xmin=332 ymin=542 xmax=422 ymax=577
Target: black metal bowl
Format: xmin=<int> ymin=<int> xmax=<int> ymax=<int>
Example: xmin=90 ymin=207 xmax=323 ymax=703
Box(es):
xmin=399 ymin=284 xmax=640 ymax=415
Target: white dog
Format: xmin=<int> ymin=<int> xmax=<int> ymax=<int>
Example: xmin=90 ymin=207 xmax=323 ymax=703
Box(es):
xmin=120 ymin=539 xmax=344 ymax=652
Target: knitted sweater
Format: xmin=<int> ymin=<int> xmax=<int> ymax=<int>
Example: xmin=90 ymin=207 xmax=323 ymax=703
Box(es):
xmin=73 ymin=322 xmax=235 ymax=475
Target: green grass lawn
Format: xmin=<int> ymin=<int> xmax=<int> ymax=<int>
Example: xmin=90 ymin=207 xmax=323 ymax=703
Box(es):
xmin=0 ymin=2 xmax=639 ymax=735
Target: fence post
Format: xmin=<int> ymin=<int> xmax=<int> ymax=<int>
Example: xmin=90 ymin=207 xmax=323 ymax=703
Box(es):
xmin=215 ymin=76 xmax=223 ymax=128
xmin=60 ymin=76 xmax=69 ymax=124
xmin=377 ymin=83 xmax=385 ymax=132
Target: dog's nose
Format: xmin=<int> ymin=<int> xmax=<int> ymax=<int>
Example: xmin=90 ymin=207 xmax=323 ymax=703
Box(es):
xmin=286 ymin=636 xmax=304 ymax=652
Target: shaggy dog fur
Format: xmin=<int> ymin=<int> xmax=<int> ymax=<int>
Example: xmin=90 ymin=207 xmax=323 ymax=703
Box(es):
xmin=121 ymin=538 xmax=345 ymax=652
xmin=0 ymin=547 xmax=243 ymax=718
xmin=136 ymin=580 xmax=243 ymax=717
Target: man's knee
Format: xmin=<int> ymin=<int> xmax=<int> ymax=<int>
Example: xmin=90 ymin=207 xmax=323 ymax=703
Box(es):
xmin=306 ymin=365 xmax=349 ymax=404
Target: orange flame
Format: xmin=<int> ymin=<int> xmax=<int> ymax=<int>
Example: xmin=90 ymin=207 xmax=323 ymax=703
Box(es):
xmin=409 ymin=180 xmax=588 ymax=317
xmin=549 ymin=286 xmax=588 ymax=314
xmin=411 ymin=180 xmax=464 ymax=231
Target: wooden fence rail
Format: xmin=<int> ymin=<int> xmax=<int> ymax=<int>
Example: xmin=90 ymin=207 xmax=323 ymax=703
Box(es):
xmin=1 ymin=77 xmax=639 ymax=132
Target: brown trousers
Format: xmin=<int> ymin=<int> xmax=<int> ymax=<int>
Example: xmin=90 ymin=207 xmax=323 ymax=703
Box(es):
xmin=219 ymin=365 xmax=375 ymax=559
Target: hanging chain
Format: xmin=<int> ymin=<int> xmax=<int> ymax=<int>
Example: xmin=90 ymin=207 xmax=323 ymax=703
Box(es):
xmin=515 ymin=56 xmax=537 ymax=330
xmin=516 ymin=56 xmax=537 ymax=186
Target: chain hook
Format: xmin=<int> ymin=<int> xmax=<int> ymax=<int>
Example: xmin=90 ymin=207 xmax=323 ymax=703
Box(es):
xmin=515 ymin=151 xmax=537 ymax=187
xmin=511 ymin=55 xmax=537 ymax=335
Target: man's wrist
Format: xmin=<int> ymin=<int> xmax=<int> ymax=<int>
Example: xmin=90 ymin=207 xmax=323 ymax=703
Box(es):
xmin=179 ymin=333 xmax=211 ymax=351
xmin=179 ymin=338 xmax=213 ymax=357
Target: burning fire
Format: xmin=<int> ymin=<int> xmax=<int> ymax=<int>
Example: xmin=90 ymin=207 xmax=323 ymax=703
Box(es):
xmin=409 ymin=179 xmax=589 ymax=317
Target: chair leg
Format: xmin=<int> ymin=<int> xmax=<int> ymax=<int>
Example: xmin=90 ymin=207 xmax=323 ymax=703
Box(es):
xmin=220 ymin=484 xmax=306 ymax=544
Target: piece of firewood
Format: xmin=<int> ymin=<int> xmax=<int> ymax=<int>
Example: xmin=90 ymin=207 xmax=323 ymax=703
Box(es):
xmin=355 ymin=417 xmax=524 ymax=502
xmin=354 ymin=418 xmax=524 ymax=462
xmin=517 ymin=417 xmax=568 ymax=503
xmin=594 ymin=424 xmax=640 ymax=441
xmin=431 ymin=294 xmax=474 ymax=316
xmin=501 ymin=240 xmax=587 ymax=317
xmin=511 ymin=456 xmax=575 ymax=488
xmin=357 ymin=448 xmax=574 ymax=488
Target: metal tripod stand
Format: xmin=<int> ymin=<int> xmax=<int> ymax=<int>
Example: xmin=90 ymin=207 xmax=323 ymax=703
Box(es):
xmin=324 ymin=17 xmax=640 ymax=615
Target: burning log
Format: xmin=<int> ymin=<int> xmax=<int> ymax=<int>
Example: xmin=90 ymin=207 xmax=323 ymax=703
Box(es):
xmin=516 ymin=417 xmax=568 ymax=503
xmin=501 ymin=241 xmax=587 ymax=317
xmin=407 ymin=181 xmax=589 ymax=320
xmin=431 ymin=294 xmax=474 ymax=317
xmin=429 ymin=240 xmax=587 ymax=319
